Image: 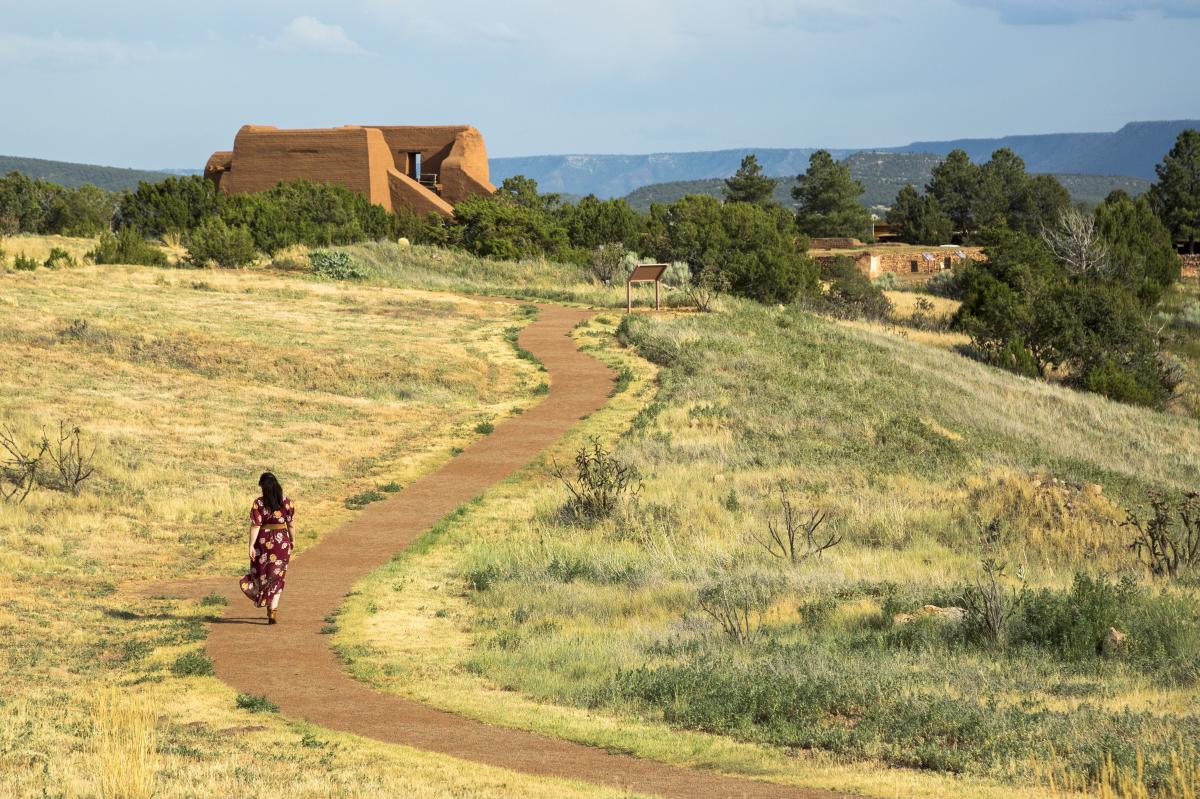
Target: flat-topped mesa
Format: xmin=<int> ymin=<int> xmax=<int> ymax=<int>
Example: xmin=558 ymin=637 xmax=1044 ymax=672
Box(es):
xmin=203 ymin=124 xmax=496 ymax=219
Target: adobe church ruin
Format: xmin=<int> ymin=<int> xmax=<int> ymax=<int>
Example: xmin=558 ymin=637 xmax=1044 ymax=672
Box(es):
xmin=204 ymin=125 xmax=495 ymax=218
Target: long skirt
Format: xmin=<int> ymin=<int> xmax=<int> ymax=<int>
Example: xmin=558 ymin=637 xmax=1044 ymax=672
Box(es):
xmin=240 ymin=528 xmax=292 ymax=607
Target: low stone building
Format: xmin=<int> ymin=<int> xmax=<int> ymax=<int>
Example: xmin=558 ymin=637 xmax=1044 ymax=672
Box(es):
xmin=204 ymin=124 xmax=495 ymax=219
xmin=812 ymin=245 xmax=986 ymax=283
xmin=1182 ymin=254 xmax=1200 ymax=278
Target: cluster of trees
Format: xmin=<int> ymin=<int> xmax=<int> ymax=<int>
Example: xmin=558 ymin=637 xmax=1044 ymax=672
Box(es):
xmin=955 ymin=191 xmax=1180 ymax=406
xmin=886 ymin=149 xmax=1071 ymax=244
xmin=719 ymin=151 xmax=872 ymax=240
xmin=0 ymin=172 xmax=116 ymax=237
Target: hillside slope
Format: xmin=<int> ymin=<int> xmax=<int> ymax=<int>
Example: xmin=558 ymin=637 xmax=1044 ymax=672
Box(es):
xmin=0 ymin=154 xmax=172 ymax=191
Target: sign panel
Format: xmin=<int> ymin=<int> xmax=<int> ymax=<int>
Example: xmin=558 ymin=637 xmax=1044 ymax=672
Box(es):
xmin=628 ymin=264 xmax=668 ymax=283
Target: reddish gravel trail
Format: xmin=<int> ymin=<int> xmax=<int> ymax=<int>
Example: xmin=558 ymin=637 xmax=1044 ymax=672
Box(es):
xmin=162 ymin=304 xmax=865 ymax=799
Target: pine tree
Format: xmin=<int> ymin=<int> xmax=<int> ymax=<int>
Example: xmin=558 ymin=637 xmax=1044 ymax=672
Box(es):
xmin=791 ymin=150 xmax=870 ymax=239
xmin=723 ymin=154 xmax=778 ymax=205
xmin=1148 ymin=128 xmax=1200 ymax=254
xmin=886 ymin=184 xmax=952 ymax=244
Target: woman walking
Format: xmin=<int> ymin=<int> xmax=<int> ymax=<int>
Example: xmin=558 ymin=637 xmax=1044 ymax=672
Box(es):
xmin=240 ymin=472 xmax=295 ymax=624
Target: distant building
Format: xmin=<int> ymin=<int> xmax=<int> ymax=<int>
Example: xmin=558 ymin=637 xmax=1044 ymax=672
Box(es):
xmin=809 ymin=243 xmax=986 ymax=283
xmin=204 ymin=124 xmax=495 ymax=219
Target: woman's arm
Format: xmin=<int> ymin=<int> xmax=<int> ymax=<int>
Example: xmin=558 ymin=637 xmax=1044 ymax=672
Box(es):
xmin=248 ymin=524 xmax=260 ymax=562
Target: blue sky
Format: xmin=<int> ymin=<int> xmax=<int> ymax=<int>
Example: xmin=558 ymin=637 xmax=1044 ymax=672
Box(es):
xmin=1 ymin=0 xmax=1198 ymax=169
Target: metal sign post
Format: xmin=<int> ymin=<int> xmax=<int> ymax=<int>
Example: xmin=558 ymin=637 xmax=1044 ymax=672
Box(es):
xmin=626 ymin=264 xmax=668 ymax=313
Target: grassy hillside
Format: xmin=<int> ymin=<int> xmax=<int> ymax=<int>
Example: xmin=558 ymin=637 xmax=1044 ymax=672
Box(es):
xmin=338 ymin=294 xmax=1200 ymax=797
xmin=0 ymin=154 xmax=171 ymax=191
xmin=0 ymin=248 xmax=642 ymax=798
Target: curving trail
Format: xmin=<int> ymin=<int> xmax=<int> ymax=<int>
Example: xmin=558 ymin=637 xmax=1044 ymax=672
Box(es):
xmin=164 ymin=304 xmax=864 ymax=799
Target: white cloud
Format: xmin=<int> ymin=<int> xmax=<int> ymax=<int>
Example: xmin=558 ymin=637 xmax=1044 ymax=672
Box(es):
xmin=959 ymin=0 xmax=1200 ymax=24
xmin=0 ymin=31 xmax=161 ymax=69
xmin=263 ymin=16 xmax=370 ymax=55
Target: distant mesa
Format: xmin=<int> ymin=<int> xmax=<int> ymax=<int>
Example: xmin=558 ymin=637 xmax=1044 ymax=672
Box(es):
xmin=204 ymin=124 xmax=496 ymax=219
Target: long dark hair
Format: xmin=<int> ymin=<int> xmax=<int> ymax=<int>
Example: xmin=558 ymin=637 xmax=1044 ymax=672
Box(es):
xmin=259 ymin=472 xmax=284 ymax=512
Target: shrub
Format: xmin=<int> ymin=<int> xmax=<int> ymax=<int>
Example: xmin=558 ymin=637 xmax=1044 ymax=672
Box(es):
xmin=88 ymin=229 xmax=168 ymax=266
xmin=184 ymin=217 xmax=257 ymax=268
xmin=344 ymin=489 xmax=386 ymax=509
xmin=310 ymin=249 xmax=365 ymax=280
xmin=960 ymin=557 xmax=1026 ymax=646
xmin=170 ymin=651 xmax=214 ymax=677
xmin=451 ymin=194 xmax=571 ymax=261
xmin=750 ymin=482 xmax=837 ymax=564
xmin=871 ymin=271 xmax=898 ymax=290
xmin=235 ymin=693 xmax=278 ymax=713
xmin=116 ymin=175 xmax=223 ymax=237
xmin=588 ymin=243 xmax=630 ymax=283
xmin=810 ymin=256 xmax=891 ymax=320
xmin=221 ymin=179 xmax=402 ymax=253
xmin=1124 ymin=491 xmax=1200 ymax=579
xmin=552 ymin=438 xmax=642 ymax=522
xmin=925 ymin=268 xmax=964 ymax=299
xmin=13 ymin=252 xmax=38 ymax=271
xmin=43 ymin=247 xmax=76 ymax=269
xmin=697 ymin=568 xmax=789 ymax=644
xmin=474 ymin=421 xmax=495 ymax=435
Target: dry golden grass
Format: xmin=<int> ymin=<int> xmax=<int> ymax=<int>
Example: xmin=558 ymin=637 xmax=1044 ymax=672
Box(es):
xmin=0 ymin=232 xmax=95 ymax=265
xmin=0 ymin=254 xmax=636 ymax=798
xmin=92 ymin=689 xmax=158 ymax=799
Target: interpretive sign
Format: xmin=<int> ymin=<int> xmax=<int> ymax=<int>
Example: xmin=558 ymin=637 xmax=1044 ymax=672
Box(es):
xmin=626 ymin=263 xmax=668 ymax=313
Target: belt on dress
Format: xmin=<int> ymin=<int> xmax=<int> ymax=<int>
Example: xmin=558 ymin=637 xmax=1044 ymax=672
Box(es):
xmin=260 ymin=523 xmax=289 ymax=531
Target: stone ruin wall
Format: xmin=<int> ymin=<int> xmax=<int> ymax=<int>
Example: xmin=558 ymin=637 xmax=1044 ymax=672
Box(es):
xmin=813 ymin=246 xmax=987 ymax=283
xmin=1182 ymin=254 xmax=1200 ymax=278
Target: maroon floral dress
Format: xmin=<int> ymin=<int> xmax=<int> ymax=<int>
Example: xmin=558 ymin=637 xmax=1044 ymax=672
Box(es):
xmin=240 ymin=496 xmax=294 ymax=607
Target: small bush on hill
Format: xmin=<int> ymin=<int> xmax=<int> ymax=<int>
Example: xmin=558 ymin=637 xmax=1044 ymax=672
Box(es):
xmin=43 ymin=247 xmax=76 ymax=269
xmin=88 ymin=229 xmax=168 ymax=266
xmin=13 ymin=253 xmax=38 ymax=271
xmin=808 ymin=256 xmax=892 ymax=320
xmin=184 ymin=217 xmax=257 ymax=268
xmin=310 ymin=250 xmax=365 ymax=280
xmin=552 ymin=438 xmax=642 ymax=522
xmin=925 ymin=267 xmax=964 ymax=299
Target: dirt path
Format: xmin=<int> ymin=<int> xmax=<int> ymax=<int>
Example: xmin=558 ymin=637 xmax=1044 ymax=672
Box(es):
xmin=161 ymin=304 xmax=863 ymax=799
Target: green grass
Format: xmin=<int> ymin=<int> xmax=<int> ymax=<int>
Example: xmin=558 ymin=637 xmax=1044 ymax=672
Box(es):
xmin=341 ymin=297 xmax=1200 ymax=797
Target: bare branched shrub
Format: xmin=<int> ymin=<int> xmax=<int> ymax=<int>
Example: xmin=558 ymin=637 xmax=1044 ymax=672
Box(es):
xmin=682 ymin=267 xmax=727 ymax=313
xmin=44 ymin=420 xmax=96 ymax=495
xmin=750 ymin=482 xmax=838 ymax=564
xmin=1125 ymin=490 xmax=1200 ymax=579
xmin=0 ymin=420 xmax=97 ymax=501
xmin=697 ymin=568 xmax=787 ymax=645
xmin=1041 ymin=207 xmax=1110 ymax=277
xmin=552 ymin=438 xmax=642 ymax=522
xmin=0 ymin=425 xmax=47 ymax=504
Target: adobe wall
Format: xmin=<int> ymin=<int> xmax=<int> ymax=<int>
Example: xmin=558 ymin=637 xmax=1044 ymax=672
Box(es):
xmin=205 ymin=124 xmax=495 ymax=220
xmin=370 ymin=125 xmax=495 ymax=204
xmin=217 ymin=126 xmax=395 ymax=210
